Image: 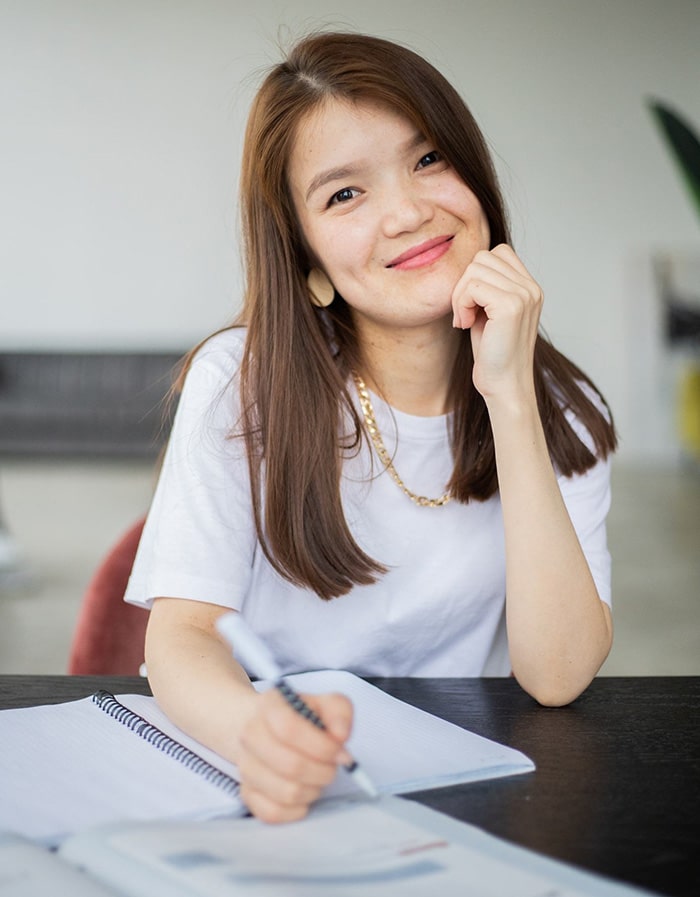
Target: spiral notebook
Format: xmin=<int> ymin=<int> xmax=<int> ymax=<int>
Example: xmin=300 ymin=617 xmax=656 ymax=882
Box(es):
xmin=92 ymin=690 xmax=241 ymax=798
xmin=0 ymin=670 xmax=534 ymax=846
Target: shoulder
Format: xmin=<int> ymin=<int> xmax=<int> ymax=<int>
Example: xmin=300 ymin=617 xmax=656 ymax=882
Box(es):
xmin=171 ymin=328 xmax=248 ymax=435
xmin=187 ymin=327 xmax=247 ymax=381
xmin=176 ymin=327 xmax=247 ymax=403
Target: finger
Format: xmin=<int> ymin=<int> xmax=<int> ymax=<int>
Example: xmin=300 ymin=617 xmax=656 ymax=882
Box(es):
xmin=238 ymin=745 xmax=331 ymax=807
xmin=236 ymin=692 xmax=354 ymax=823
xmin=269 ymin=690 xmax=353 ymax=757
xmin=463 ymin=256 xmax=537 ymax=299
xmin=304 ymin=692 xmax=354 ymax=745
xmin=454 ymin=304 xmax=479 ymax=330
xmin=463 ymin=305 xmax=487 ymax=337
xmin=239 ymin=718 xmax=340 ymax=790
xmin=254 ymin=690 xmax=353 ymax=762
xmin=452 ymin=255 xmax=531 ymax=330
xmin=455 ymin=282 xmax=536 ymax=329
xmin=489 ymin=243 xmax=533 ymax=279
xmin=240 ymin=782 xmax=312 ymax=825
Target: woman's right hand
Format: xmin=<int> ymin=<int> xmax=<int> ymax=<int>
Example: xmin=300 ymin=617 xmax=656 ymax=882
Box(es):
xmin=235 ymin=688 xmax=354 ymax=823
xmin=146 ymin=599 xmax=353 ymax=822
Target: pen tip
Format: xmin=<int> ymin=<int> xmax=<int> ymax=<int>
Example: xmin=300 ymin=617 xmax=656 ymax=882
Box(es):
xmin=351 ymin=767 xmax=380 ymax=800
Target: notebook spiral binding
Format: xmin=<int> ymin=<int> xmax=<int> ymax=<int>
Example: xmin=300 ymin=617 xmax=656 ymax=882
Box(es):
xmin=92 ymin=690 xmax=241 ymax=799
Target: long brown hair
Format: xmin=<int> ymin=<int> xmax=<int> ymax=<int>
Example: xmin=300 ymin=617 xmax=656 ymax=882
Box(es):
xmin=230 ymin=31 xmax=617 ymax=600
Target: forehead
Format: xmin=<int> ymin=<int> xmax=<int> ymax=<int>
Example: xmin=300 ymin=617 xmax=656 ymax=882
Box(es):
xmin=287 ymin=98 xmax=423 ymax=191
xmin=296 ymin=96 xmax=414 ymax=141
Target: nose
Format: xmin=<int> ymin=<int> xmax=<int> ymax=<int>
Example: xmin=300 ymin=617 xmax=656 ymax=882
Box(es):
xmin=380 ymin=184 xmax=433 ymax=237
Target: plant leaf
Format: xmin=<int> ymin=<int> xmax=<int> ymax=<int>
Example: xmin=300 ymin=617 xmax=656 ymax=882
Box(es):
xmin=647 ymin=98 xmax=700 ymax=226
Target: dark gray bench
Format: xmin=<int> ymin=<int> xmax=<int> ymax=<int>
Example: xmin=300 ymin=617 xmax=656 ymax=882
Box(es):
xmin=0 ymin=351 xmax=185 ymax=459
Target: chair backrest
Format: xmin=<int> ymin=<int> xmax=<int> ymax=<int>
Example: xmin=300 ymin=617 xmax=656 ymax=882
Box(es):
xmin=68 ymin=518 xmax=148 ymax=676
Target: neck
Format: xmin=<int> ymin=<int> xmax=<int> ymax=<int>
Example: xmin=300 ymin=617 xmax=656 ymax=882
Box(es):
xmin=353 ymin=316 xmax=462 ymax=416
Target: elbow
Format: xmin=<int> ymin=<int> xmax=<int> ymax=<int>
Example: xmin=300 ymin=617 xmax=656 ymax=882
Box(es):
xmin=512 ymin=663 xmax=600 ymax=707
xmin=525 ymin=681 xmax=586 ymax=708
xmin=512 ymin=608 xmax=613 ymax=707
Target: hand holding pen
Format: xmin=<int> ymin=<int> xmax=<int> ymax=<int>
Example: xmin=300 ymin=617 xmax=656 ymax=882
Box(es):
xmin=216 ymin=613 xmax=377 ymax=822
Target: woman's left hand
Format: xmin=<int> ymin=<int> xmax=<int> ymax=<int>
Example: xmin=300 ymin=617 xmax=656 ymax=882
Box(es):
xmin=451 ymin=244 xmax=543 ymax=402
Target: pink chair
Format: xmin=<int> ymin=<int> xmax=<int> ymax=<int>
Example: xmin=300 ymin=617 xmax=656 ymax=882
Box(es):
xmin=68 ymin=518 xmax=148 ymax=676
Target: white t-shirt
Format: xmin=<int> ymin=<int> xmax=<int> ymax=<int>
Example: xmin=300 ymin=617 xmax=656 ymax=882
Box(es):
xmin=125 ymin=328 xmax=612 ymax=678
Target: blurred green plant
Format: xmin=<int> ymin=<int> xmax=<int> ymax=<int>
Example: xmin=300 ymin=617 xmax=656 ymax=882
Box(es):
xmin=647 ymin=99 xmax=700 ymax=226
xmin=648 ymin=101 xmax=700 ymax=462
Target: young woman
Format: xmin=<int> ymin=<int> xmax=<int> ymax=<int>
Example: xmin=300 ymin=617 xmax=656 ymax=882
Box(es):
xmin=126 ymin=31 xmax=617 ymax=823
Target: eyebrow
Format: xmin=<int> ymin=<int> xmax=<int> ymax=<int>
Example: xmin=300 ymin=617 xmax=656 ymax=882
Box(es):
xmin=303 ymin=130 xmax=428 ymax=203
xmin=305 ymin=165 xmax=360 ymax=203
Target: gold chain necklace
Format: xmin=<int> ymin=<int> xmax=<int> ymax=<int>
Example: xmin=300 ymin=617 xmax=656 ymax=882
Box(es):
xmin=352 ymin=372 xmax=451 ymax=508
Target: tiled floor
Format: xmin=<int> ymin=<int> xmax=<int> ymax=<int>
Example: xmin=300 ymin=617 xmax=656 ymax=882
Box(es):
xmin=0 ymin=459 xmax=698 ymax=676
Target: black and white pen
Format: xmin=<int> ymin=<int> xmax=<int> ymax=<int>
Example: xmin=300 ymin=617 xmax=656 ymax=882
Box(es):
xmin=216 ymin=612 xmax=378 ymax=799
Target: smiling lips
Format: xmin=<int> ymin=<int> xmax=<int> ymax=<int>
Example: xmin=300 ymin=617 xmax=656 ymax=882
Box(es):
xmin=386 ymin=235 xmax=454 ymax=271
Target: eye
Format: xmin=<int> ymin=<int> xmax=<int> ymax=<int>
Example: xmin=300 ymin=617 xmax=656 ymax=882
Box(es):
xmin=328 ymin=187 xmax=360 ymax=206
xmin=416 ymin=150 xmax=442 ymax=169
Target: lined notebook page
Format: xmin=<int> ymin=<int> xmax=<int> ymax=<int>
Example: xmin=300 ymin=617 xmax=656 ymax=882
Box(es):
xmin=0 ymin=697 xmax=244 ymax=845
xmin=121 ymin=672 xmax=534 ymax=800
xmin=262 ymin=671 xmax=534 ymax=796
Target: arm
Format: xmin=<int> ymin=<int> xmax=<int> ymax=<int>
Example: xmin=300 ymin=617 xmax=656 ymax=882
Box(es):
xmin=126 ymin=335 xmax=352 ymax=821
xmin=145 ymin=597 xmax=354 ymax=822
xmin=453 ymin=245 xmax=613 ymax=706
xmin=487 ymin=396 xmax=613 ymax=705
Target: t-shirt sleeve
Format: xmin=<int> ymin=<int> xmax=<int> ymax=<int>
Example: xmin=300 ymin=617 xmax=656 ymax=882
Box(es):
xmin=124 ymin=333 xmax=257 ymax=610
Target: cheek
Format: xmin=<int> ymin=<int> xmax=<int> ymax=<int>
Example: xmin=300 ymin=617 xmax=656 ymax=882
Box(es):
xmin=443 ymin=183 xmax=486 ymax=223
xmin=321 ymin=224 xmax=371 ymax=275
xmin=457 ymin=191 xmax=490 ymax=248
xmin=295 ymin=213 xmax=323 ymax=268
xmin=479 ymin=211 xmax=491 ymax=248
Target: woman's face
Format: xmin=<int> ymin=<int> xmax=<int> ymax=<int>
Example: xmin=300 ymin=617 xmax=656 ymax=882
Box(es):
xmin=287 ymin=98 xmax=490 ymax=335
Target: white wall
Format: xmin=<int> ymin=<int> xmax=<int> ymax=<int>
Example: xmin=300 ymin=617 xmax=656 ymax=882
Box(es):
xmin=1 ymin=0 xmax=699 ymax=462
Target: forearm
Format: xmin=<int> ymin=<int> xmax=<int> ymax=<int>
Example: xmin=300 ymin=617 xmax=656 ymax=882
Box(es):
xmin=488 ymin=392 xmax=613 ymax=706
xmin=145 ymin=598 xmax=259 ymax=763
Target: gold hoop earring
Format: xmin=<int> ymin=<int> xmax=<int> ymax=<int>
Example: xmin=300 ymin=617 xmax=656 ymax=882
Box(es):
xmin=307 ymin=268 xmax=335 ymax=308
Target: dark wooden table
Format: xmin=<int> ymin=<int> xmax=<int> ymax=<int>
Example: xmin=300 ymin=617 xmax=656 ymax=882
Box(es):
xmin=1 ymin=675 xmax=698 ymax=897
